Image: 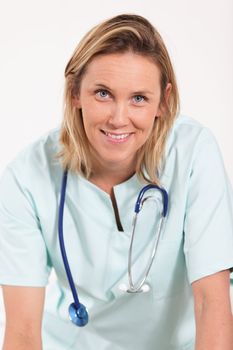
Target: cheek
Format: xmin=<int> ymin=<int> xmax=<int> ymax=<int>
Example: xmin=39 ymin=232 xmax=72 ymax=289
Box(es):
xmin=81 ymin=110 xmax=100 ymax=134
xmin=143 ymin=123 xmax=155 ymax=142
xmin=81 ymin=102 xmax=110 ymax=126
xmin=134 ymin=114 xmax=155 ymax=135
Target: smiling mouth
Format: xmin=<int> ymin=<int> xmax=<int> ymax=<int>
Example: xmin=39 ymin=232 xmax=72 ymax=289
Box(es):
xmin=101 ymin=130 xmax=132 ymax=140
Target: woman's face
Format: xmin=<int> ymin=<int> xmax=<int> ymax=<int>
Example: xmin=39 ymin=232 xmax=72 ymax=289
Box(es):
xmin=74 ymin=52 xmax=170 ymax=171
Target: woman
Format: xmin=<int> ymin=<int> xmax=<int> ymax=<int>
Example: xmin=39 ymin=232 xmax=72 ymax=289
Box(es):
xmin=0 ymin=13 xmax=233 ymax=350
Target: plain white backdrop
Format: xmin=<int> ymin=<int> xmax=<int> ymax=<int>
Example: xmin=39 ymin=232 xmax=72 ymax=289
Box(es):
xmin=0 ymin=0 xmax=232 ymax=345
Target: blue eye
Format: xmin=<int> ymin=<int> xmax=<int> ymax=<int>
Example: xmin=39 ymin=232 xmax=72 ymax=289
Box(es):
xmin=96 ymin=89 xmax=109 ymax=99
xmin=133 ymin=95 xmax=146 ymax=103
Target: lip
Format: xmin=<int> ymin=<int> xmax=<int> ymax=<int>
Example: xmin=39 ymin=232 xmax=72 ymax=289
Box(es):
xmin=100 ymin=129 xmax=134 ymax=144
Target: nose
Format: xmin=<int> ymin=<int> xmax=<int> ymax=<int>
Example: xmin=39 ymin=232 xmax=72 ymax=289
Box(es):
xmin=108 ymin=102 xmax=130 ymax=128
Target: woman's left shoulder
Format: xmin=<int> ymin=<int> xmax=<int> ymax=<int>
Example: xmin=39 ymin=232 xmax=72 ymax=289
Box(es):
xmin=166 ymin=114 xmax=218 ymax=156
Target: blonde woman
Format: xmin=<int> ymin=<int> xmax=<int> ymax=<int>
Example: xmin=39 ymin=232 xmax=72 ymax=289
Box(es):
xmin=1 ymin=13 xmax=233 ymax=350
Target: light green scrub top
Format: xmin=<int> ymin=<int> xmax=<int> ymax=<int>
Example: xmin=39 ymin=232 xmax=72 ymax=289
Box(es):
xmin=1 ymin=115 xmax=233 ymax=350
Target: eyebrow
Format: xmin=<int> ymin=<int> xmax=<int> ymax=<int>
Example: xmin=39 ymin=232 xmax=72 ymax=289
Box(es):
xmin=93 ymin=83 xmax=154 ymax=95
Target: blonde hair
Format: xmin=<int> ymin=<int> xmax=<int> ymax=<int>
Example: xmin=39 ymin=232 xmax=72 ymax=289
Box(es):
xmin=58 ymin=13 xmax=180 ymax=185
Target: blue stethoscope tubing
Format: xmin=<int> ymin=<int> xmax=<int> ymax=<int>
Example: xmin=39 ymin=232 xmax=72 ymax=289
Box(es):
xmin=58 ymin=170 xmax=89 ymax=327
xmin=58 ymin=169 xmax=168 ymax=327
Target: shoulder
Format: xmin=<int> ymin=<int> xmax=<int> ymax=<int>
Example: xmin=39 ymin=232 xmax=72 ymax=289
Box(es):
xmin=1 ymin=126 xmax=62 ymax=188
xmin=165 ymin=114 xmax=219 ymax=161
xmin=160 ymin=114 xmax=224 ymax=187
xmin=170 ymin=114 xmax=215 ymax=142
xmin=6 ymin=127 xmax=61 ymax=171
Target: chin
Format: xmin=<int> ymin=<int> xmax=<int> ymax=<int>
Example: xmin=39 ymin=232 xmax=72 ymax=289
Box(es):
xmin=102 ymin=154 xmax=135 ymax=167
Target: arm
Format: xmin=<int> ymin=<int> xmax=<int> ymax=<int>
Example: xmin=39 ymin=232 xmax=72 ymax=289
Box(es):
xmin=192 ymin=269 xmax=233 ymax=350
xmin=2 ymin=286 xmax=45 ymax=350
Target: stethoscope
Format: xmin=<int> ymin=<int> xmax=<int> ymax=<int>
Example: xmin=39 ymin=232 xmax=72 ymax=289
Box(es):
xmin=58 ymin=169 xmax=168 ymax=327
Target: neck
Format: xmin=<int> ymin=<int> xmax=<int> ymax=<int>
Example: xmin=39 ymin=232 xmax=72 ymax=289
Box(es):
xmin=89 ymin=157 xmax=137 ymax=193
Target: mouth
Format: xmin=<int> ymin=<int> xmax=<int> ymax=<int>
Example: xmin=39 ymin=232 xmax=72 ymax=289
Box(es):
xmin=100 ymin=129 xmax=133 ymax=143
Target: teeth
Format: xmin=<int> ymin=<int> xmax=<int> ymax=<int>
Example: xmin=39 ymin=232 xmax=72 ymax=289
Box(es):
xmin=105 ymin=132 xmax=130 ymax=140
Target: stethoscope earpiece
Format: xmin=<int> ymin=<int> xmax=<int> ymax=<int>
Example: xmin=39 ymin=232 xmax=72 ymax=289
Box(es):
xmin=140 ymin=283 xmax=150 ymax=293
xmin=69 ymin=302 xmax=89 ymax=327
xmin=118 ymin=283 xmax=151 ymax=293
xmin=118 ymin=283 xmax=128 ymax=292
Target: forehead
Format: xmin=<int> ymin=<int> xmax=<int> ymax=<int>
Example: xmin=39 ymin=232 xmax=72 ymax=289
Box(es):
xmin=81 ymin=52 xmax=161 ymax=90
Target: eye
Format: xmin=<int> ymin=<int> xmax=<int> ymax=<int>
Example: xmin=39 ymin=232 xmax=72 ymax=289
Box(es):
xmin=95 ymin=89 xmax=110 ymax=99
xmin=133 ymin=95 xmax=147 ymax=104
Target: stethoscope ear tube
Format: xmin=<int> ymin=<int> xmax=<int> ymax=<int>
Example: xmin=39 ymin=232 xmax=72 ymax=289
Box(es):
xmin=127 ymin=184 xmax=168 ymax=293
xmin=58 ymin=169 xmax=89 ymax=327
xmin=135 ymin=185 xmax=168 ymax=217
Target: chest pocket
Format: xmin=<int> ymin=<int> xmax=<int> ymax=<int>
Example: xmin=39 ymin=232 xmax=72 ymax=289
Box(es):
xmin=148 ymin=237 xmax=188 ymax=299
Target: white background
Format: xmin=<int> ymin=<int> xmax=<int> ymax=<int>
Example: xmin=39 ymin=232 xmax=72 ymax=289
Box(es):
xmin=0 ymin=0 xmax=232 ymax=344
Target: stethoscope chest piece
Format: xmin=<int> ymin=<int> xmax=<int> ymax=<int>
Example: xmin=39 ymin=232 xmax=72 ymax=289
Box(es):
xmin=69 ymin=302 xmax=89 ymax=327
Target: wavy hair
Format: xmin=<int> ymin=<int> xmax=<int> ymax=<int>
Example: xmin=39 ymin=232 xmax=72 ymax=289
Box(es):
xmin=57 ymin=13 xmax=180 ymax=185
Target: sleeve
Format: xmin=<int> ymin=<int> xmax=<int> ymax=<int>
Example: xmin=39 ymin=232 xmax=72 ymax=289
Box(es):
xmin=0 ymin=165 xmax=52 ymax=286
xmin=183 ymin=127 xmax=233 ymax=284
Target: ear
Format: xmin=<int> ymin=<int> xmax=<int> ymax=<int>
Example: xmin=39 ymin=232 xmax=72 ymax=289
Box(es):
xmin=157 ymin=83 xmax=172 ymax=117
xmin=73 ymin=96 xmax=81 ymax=109
xmin=164 ymin=83 xmax=172 ymax=103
